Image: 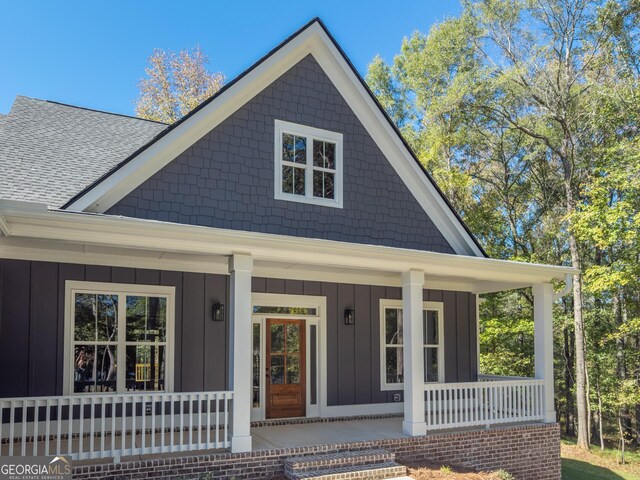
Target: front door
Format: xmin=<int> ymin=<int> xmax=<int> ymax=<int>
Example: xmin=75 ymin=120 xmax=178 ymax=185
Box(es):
xmin=266 ymin=318 xmax=306 ymax=418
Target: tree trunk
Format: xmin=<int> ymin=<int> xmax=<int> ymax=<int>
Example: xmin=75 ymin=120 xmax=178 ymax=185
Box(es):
xmin=619 ymin=413 xmax=626 ymax=465
xmin=614 ymin=291 xmax=633 ymax=440
xmin=565 ymin=182 xmax=589 ymax=449
xmin=563 ymin=325 xmax=575 ymax=436
xmin=596 ymin=378 xmax=605 ymax=451
xmin=636 ymin=334 xmax=640 ymax=446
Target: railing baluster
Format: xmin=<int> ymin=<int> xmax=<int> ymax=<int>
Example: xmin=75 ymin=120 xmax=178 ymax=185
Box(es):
xmin=78 ymin=397 xmax=84 ymax=459
xmin=171 ymin=394 xmax=176 ymax=451
xmin=45 ymin=399 xmax=51 ymax=456
xmin=89 ymin=396 xmax=95 ymax=457
xmin=141 ymin=395 xmax=146 ymax=454
xmin=161 ymin=394 xmax=166 ymax=451
xmin=33 ymin=400 xmax=39 ymax=456
xmin=21 ymin=400 xmax=27 ymax=456
xmin=111 ymin=395 xmax=116 ymax=457
xmin=188 ymin=394 xmax=194 ymax=452
xmin=121 ymin=396 xmax=127 ymax=455
xmin=99 ymin=397 xmax=105 ymax=458
xmin=197 ymin=394 xmax=202 ymax=449
xmin=453 ymin=388 xmax=458 ymax=426
xmin=9 ymin=402 xmax=15 ymax=456
xmin=56 ymin=399 xmax=62 ymax=456
xmin=67 ymin=399 xmax=73 ymax=458
xmin=224 ymin=393 xmax=229 ymax=447
xmin=206 ymin=393 xmax=211 ymax=449
xmin=215 ymin=394 xmax=220 ymax=447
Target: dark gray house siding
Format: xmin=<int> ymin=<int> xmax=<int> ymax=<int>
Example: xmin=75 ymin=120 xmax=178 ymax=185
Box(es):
xmin=107 ymin=55 xmax=455 ymax=254
xmin=252 ymin=277 xmax=477 ymax=406
xmin=0 ymin=259 xmax=476 ymax=405
xmin=0 ymin=259 xmax=229 ymax=398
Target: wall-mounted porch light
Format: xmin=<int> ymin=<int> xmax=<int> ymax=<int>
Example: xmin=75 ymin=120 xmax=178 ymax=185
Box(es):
xmin=212 ymin=303 xmax=225 ymax=322
xmin=344 ymin=308 xmax=355 ymax=325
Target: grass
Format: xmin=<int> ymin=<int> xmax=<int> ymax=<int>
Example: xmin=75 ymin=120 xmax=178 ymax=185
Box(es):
xmin=561 ymin=439 xmax=640 ymax=480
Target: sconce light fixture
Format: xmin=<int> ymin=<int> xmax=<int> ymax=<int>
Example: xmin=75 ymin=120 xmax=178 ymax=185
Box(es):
xmin=212 ymin=303 xmax=225 ymax=322
xmin=344 ymin=308 xmax=355 ymax=325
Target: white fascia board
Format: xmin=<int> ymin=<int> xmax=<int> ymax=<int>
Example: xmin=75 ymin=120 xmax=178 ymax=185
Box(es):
xmin=63 ymin=22 xmax=483 ymax=258
xmin=0 ymin=204 xmax=578 ymax=286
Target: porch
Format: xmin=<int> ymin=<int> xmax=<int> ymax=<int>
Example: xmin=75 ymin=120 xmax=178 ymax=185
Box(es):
xmin=1 ymin=375 xmax=545 ymax=461
xmin=0 ymin=202 xmax=577 ymax=467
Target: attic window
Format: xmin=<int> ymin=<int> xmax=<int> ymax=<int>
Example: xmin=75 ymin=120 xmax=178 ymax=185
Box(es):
xmin=274 ymin=120 xmax=343 ymax=208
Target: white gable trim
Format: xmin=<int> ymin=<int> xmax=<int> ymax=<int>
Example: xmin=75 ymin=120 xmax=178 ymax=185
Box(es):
xmin=64 ymin=21 xmax=484 ymax=257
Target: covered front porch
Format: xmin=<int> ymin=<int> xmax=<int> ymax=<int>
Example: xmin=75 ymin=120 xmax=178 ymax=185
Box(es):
xmin=0 ymin=202 xmax=577 ymax=461
xmin=0 ymin=376 xmax=549 ymax=460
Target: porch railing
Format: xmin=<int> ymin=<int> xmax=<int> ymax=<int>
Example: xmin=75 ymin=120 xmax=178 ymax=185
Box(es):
xmin=424 ymin=378 xmax=544 ymax=429
xmin=0 ymin=391 xmax=233 ymax=460
xmin=477 ymin=373 xmax=534 ymax=382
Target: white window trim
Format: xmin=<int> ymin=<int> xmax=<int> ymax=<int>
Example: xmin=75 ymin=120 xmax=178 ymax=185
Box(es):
xmin=63 ymin=280 xmax=176 ymax=396
xmin=379 ymin=299 xmax=445 ymax=391
xmin=274 ymin=119 xmax=343 ymax=208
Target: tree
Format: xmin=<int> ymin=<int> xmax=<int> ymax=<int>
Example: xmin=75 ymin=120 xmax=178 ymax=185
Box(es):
xmin=135 ymin=46 xmax=224 ymax=123
xmin=367 ymin=0 xmax=640 ymax=450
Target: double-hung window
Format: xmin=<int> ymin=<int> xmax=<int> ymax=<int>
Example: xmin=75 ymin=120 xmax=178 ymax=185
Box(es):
xmin=380 ymin=300 xmax=444 ymax=390
xmin=274 ymin=120 xmax=343 ymax=208
xmin=64 ymin=281 xmax=175 ymax=395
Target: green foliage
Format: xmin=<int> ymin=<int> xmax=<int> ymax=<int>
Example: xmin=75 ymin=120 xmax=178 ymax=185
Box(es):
xmin=368 ymin=0 xmax=640 ymax=446
xmin=480 ymin=291 xmax=535 ymax=376
xmin=493 ymin=469 xmax=515 ymax=480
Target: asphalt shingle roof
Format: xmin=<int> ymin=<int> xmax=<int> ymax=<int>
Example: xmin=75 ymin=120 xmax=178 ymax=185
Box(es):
xmin=0 ymin=96 xmax=167 ymax=208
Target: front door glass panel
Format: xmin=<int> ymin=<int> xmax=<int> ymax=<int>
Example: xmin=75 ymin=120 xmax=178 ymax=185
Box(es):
xmin=266 ymin=319 xmax=306 ymax=418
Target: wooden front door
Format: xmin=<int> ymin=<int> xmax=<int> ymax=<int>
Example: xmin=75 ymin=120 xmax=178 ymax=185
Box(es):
xmin=266 ymin=318 xmax=306 ymax=419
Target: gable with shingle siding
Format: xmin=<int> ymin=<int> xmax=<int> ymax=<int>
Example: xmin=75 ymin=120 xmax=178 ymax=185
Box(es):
xmin=107 ymin=55 xmax=455 ymax=253
xmin=0 ymin=97 xmax=166 ymax=208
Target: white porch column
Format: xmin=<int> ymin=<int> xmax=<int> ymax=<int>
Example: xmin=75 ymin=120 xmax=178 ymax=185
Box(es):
xmin=402 ymin=270 xmax=427 ymax=436
xmin=533 ymin=282 xmax=556 ymax=423
xmin=229 ymin=253 xmax=253 ymax=452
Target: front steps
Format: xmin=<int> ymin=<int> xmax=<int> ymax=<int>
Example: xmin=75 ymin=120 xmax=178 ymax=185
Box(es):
xmin=284 ymin=449 xmax=408 ymax=480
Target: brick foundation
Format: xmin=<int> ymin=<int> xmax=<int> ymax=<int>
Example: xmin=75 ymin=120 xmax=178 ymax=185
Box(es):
xmin=72 ymin=423 xmax=560 ymax=480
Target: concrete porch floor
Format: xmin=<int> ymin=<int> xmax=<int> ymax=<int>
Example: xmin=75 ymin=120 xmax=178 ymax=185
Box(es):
xmin=251 ymin=417 xmax=409 ymax=450
xmin=250 ymin=416 xmax=547 ymax=451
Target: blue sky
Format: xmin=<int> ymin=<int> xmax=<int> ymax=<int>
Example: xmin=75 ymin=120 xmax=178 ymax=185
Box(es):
xmin=0 ymin=1 xmax=461 ymax=116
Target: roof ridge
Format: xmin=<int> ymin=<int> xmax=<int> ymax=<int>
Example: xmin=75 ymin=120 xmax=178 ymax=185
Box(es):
xmin=13 ymin=96 xmax=168 ymax=125
xmin=45 ymin=100 xmax=169 ymax=125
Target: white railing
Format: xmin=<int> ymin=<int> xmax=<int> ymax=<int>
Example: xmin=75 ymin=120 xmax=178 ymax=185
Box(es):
xmin=424 ymin=378 xmax=545 ymax=429
xmin=478 ymin=373 xmax=533 ymax=382
xmin=0 ymin=391 xmax=233 ymax=460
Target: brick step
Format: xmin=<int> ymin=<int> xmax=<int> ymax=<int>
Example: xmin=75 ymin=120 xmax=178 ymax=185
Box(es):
xmin=285 ymin=449 xmax=394 ymax=474
xmin=286 ymin=461 xmax=407 ymax=480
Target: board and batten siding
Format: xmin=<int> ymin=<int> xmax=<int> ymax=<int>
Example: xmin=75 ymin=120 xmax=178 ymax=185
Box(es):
xmin=251 ymin=277 xmax=478 ymax=406
xmin=0 ymin=259 xmax=477 ymax=405
xmin=0 ymin=259 xmax=229 ymax=397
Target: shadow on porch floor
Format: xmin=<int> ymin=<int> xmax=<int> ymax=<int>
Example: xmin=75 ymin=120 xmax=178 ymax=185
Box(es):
xmin=251 ymin=417 xmax=408 ymax=450
xmin=251 ymin=416 xmax=547 ymax=451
